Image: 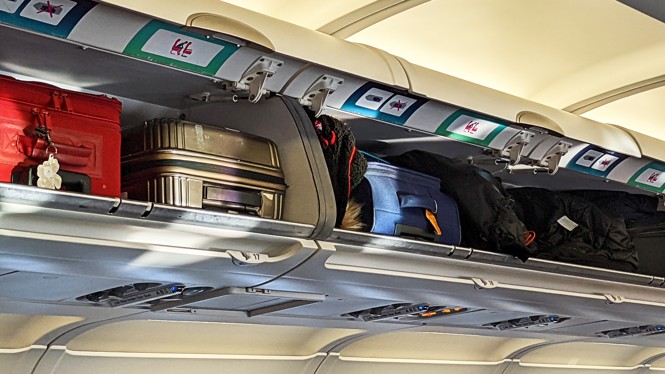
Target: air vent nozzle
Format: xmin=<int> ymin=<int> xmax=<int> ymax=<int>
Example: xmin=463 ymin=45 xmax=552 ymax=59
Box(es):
xmin=598 ymin=324 xmax=665 ymax=338
xmin=486 ymin=315 xmax=567 ymax=330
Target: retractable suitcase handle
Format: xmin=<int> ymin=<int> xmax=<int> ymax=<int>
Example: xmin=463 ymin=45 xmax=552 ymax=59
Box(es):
xmin=398 ymin=193 xmax=438 ymax=213
xmin=396 ymin=192 xmax=443 ymax=240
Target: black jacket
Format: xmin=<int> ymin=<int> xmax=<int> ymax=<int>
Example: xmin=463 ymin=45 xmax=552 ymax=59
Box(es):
xmin=509 ymin=188 xmax=638 ymax=272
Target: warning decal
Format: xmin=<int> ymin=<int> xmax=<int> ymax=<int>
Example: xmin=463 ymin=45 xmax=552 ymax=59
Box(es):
xmin=0 ymin=0 xmax=96 ymax=37
xmin=341 ymin=82 xmax=427 ymax=125
xmin=628 ymin=162 xmax=665 ymax=192
xmin=566 ymin=145 xmax=627 ymax=178
xmin=124 ymin=20 xmax=239 ymax=76
xmin=435 ymin=109 xmax=507 ymax=147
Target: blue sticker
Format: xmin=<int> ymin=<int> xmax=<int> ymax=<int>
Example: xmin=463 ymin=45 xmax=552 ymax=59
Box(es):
xmin=0 ymin=0 xmax=96 ymax=38
xmin=341 ymin=82 xmax=426 ymax=125
xmin=566 ymin=145 xmax=627 ymax=177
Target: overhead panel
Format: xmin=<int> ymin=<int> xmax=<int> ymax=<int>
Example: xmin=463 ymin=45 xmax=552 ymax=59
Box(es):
xmin=583 ymin=86 xmax=665 ymax=157
xmin=346 ymin=0 xmax=665 ymax=111
xmin=317 ymin=0 xmax=430 ymax=39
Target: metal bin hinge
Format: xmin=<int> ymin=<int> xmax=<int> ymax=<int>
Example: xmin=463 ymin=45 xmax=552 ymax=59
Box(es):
xmin=228 ymin=56 xmax=283 ymax=103
xmin=299 ymin=75 xmax=343 ymax=117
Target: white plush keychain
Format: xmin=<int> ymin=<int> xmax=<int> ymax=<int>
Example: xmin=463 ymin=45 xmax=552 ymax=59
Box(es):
xmin=36 ymin=153 xmax=62 ymax=190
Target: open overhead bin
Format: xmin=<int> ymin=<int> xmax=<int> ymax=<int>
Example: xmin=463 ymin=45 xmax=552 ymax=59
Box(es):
xmin=0 ymin=0 xmax=345 ymax=316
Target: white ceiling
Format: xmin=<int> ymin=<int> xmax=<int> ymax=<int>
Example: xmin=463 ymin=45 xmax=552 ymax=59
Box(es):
xmin=220 ymin=0 xmax=665 ymax=141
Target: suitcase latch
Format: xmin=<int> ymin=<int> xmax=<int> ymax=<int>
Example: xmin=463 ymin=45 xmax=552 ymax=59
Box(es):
xmin=229 ymin=56 xmax=283 ymax=103
xmin=299 ymin=74 xmax=344 ymax=117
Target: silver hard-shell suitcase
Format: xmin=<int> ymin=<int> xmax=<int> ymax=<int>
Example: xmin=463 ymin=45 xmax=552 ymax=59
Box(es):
xmin=121 ymin=118 xmax=286 ymax=219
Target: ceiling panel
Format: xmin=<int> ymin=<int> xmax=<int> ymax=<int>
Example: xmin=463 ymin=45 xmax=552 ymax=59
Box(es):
xmin=346 ymin=0 xmax=665 ymax=109
xmin=583 ymin=85 xmax=665 ymax=141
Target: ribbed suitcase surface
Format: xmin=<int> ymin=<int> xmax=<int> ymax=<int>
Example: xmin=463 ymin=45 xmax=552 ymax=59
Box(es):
xmin=122 ymin=118 xmax=286 ymax=219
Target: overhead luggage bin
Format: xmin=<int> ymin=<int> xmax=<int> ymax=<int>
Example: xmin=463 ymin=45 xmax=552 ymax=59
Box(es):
xmin=395 ymin=57 xmax=643 ymax=158
xmin=34 ymin=320 xmax=364 ymax=374
xmin=0 ymin=305 xmax=145 ymax=374
xmin=97 ymin=0 xmax=405 ymax=88
xmin=516 ymin=341 xmax=665 ymax=371
xmin=334 ymin=331 xmax=543 ymax=363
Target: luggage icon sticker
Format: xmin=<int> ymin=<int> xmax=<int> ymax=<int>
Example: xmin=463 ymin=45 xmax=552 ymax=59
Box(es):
xmin=0 ymin=0 xmax=23 ymax=14
xmin=124 ymin=20 xmax=240 ymax=76
xmin=629 ymin=162 xmax=665 ymax=192
xmin=0 ymin=0 xmax=96 ymax=37
xmin=567 ymin=145 xmax=626 ymax=177
xmin=355 ymin=87 xmax=391 ymax=110
xmin=435 ymin=109 xmax=507 ymax=147
xmin=379 ymin=95 xmax=419 ymax=117
xmin=342 ymin=82 xmax=426 ymax=125
xmin=21 ymin=0 xmax=74 ymax=25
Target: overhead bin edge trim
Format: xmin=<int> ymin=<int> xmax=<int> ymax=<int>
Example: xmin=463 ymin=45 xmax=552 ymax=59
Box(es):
xmin=516 ymin=111 xmax=565 ymax=136
xmin=186 ymin=13 xmax=275 ymax=52
xmin=564 ymin=74 xmax=665 ymax=115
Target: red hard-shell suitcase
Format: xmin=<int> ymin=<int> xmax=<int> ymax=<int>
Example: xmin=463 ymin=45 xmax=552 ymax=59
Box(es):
xmin=0 ymin=74 xmax=121 ymax=197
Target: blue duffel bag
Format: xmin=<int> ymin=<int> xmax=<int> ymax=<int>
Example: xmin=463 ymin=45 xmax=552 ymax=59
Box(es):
xmin=352 ymin=162 xmax=461 ymax=245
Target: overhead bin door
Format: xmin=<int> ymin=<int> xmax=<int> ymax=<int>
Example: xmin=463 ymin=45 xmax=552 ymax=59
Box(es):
xmin=248 ymin=234 xmax=665 ymax=332
xmin=35 ymin=320 xmax=363 ymax=374
xmin=396 ymin=58 xmax=643 ymax=158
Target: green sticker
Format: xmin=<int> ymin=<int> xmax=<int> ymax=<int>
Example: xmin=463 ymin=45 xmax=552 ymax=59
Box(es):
xmin=123 ymin=20 xmax=238 ymax=76
xmin=436 ymin=109 xmax=507 ymax=147
xmin=627 ymin=162 xmax=665 ymax=193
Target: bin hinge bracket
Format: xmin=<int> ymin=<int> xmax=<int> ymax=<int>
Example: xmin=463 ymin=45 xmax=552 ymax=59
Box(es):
xmin=471 ymin=130 xmax=535 ymax=167
xmin=538 ymin=140 xmax=571 ymax=174
xmin=299 ymin=75 xmax=343 ymax=117
xmin=498 ymin=130 xmax=535 ymax=165
xmin=471 ymin=278 xmax=499 ymax=290
xmin=230 ymin=56 xmax=282 ymax=103
xmin=603 ymin=294 xmax=625 ymax=304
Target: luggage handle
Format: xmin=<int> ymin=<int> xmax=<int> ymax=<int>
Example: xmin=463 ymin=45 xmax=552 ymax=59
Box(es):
xmin=203 ymin=186 xmax=263 ymax=213
xmin=51 ymin=91 xmax=74 ymax=112
xmin=398 ymin=193 xmax=438 ymax=213
xmin=395 ymin=224 xmax=440 ymax=242
xmin=17 ymin=135 xmax=93 ymax=167
xmin=12 ymin=166 xmax=92 ymax=194
xmin=397 ymin=192 xmax=444 ymax=240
